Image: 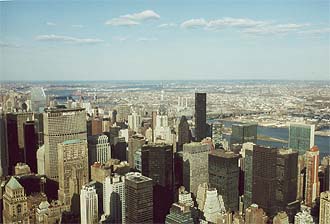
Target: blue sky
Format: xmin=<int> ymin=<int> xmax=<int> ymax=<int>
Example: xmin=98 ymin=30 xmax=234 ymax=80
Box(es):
xmin=1 ymin=0 xmax=329 ymax=80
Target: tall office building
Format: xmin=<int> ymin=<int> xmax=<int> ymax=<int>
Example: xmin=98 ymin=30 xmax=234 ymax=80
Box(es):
xmin=30 ymin=87 xmax=46 ymax=113
xmin=319 ymin=191 xmax=330 ymax=224
xmin=243 ymin=143 xmax=255 ymax=209
xmin=275 ymin=149 xmax=298 ymax=210
xmin=128 ymin=112 xmax=141 ymax=133
xmin=203 ymin=188 xmax=226 ymax=223
xmin=80 ymin=183 xmax=99 ymax=224
xmin=154 ymin=105 xmax=172 ymax=143
xmin=305 ymin=146 xmax=320 ymax=207
xmin=141 ymin=143 xmax=174 ymax=222
xmin=230 ymin=123 xmax=257 ymax=145
xmin=2 ymin=177 xmax=29 ymax=223
xmin=125 ymin=172 xmax=153 ymax=224
xmin=0 ymin=113 xmax=8 ymax=176
xmin=165 ymin=203 xmax=194 ymax=224
xmin=294 ymin=210 xmax=313 ymax=224
xmin=112 ymin=137 xmax=127 ymax=162
xmin=88 ymin=134 xmax=111 ymax=167
xmin=273 ymin=211 xmax=289 ymax=224
xmin=103 ymin=174 xmax=126 ymax=223
xmin=43 ymin=107 xmax=87 ymax=180
xmin=6 ymin=112 xmax=33 ymax=175
xmin=209 ymin=150 xmax=239 ymax=211
xmin=58 ymin=139 xmax=89 ymax=208
xmin=182 ymin=142 xmax=209 ymax=196
xmin=289 ymin=123 xmax=315 ymax=154
xmin=128 ymin=134 xmax=146 ymax=169
xmin=178 ymin=116 xmax=190 ymax=151
xmin=250 ymin=145 xmax=298 ymax=217
xmin=195 ymin=93 xmax=207 ymax=141
xmin=23 ymin=121 xmax=37 ymax=173
xmin=245 ymin=204 xmax=268 ymax=224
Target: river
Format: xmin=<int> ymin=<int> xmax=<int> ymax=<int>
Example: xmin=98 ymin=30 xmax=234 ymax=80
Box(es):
xmin=215 ymin=120 xmax=330 ymax=159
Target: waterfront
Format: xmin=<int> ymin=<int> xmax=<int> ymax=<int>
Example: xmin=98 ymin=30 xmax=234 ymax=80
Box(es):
xmin=219 ymin=120 xmax=330 ymax=159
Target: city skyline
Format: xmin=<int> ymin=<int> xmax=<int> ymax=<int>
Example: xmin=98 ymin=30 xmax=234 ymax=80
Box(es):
xmin=1 ymin=0 xmax=329 ymax=81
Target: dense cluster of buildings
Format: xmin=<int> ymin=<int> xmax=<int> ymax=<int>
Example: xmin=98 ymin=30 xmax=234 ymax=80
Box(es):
xmin=0 ymin=84 xmax=329 ymax=224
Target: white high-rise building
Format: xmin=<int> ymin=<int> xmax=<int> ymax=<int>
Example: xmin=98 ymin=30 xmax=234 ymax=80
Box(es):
xmin=154 ymin=105 xmax=172 ymax=144
xmin=294 ymin=209 xmax=313 ymax=224
xmin=88 ymin=134 xmax=111 ymax=165
xmin=37 ymin=145 xmax=45 ymax=175
xmin=80 ymin=184 xmax=99 ymax=224
xmin=128 ymin=112 xmax=141 ymax=132
xmin=203 ymin=188 xmax=226 ymax=223
xmin=103 ymin=174 xmax=126 ymax=223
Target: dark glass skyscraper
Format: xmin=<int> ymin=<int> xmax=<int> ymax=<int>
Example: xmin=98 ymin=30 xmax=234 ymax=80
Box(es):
xmin=195 ymin=93 xmax=207 ymax=142
xmin=209 ymin=150 xmax=239 ymax=211
xmin=23 ymin=121 xmax=37 ymax=173
xmin=141 ymin=143 xmax=174 ymax=223
xmin=178 ymin=116 xmax=190 ymax=151
xmin=230 ymin=123 xmax=257 ymax=145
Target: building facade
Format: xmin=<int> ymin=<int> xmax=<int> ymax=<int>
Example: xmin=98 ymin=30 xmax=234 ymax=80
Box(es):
xmin=182 ymin=142 xmax=209 ymax=196
xmin=209 ymin=150 xmax=239 ymax=212
xmin=125 ymin=172 xmax=153 ymax=224
xmin=43 ymin=108 xmax=87 ymax=180
xmin=288 ymin=123 xmax=315 ymax=155
xmin=80 ymin=184 xmax=99 ymax=224
xmin=103 ymin=174 xmax=126 ymax=223
xmin=230 ymin=123 xmax=257 ymax=145
xmin=195 ymin=93 xmax=207 ymax=142
xmin=319 ymin=191 xmax=330 ymax=224
xmin=305 ymin=146 xmax=320 ymax=207
xmin=57 ymin=139 xmax=89 ymax=208
xmin=2 ymin=177 xmax=29 ymax=223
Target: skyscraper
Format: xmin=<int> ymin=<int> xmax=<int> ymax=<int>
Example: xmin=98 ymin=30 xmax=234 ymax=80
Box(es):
xmin=209 ymin=150 xmax=239 ymax=211
xmin=141 ymin=143 xmax=174 ymax=222
xmin=43 ymin=107 xmax=87 ymax=180
xmin=30 ymin=87 xmax=46 ymax=113
xmin=250 ymin=145 xmax=298 ymax=217
xmin=58 ymin=139 xmax=89 ymax=208
xmin=125 ymin=172 xmax=153 ymax=224
xmin=103 ymin=174 xmax=126 ymax=223
xmin=319 ymin=191 xmax=330 ymax=224
xmin=23 ymin=121 xmax=37 ymax=173
xmin=289 ymin=123 xmax=315 ymax=155
xmin=245 ymin=204 xmax=268 ymax=224
xmin=165 ymin=203 xmax=194 ymax=224
xmin=128 ymin=134 xmax=146 ymax=169
xmin=178 ymin=116 xmax=190 ymax=151
xmin=203 ymin=188 xmax=226 ymax=223
xmin=6 ymin=112 xmax=33 ymax=175
xmin=305 ymin=146 xmax=320 ymax=207
xmin=182 ymin=142 xmax=209 ymax=196
xmin=230 ymin=123 xmax=257 ymax=145
xmin=88 ymin=134 xmax=111 ymax=168
xmin=128 ymin=112 xmax=141 ymax=133
xmin=2 ymin=177 xmax=29 ymax=223
xmin=195 ymin=93 xmax=207 ymax=141
xmin=0 ymin=112 xmax=8 ymax=177
xmin=80 ymin=183 xmax=99 ymax=224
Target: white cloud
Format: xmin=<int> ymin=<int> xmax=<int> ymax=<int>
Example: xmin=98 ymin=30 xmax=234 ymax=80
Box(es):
xmin=35 ymin=34 xmax=104 ymax=44
xmin=121 ymin=10 xmax=160 ymax=21
xmin=181 ymin=18 xmax=208 ymax=29
xmin=105 ymin=10 xmax=160 ymax=27
xmin=105 ymin=18 xmax=140 ymax=26
xmin=181 ymin=17 xmax=311 ymax=35
xmin=72 ymin=24 xmax=84 ymax=28
xmin=181 ymin=17 xmax=269 ymax=29
xmin=243 ymin=23 xmax=310 ymax=35
xmin=158 ymin=23 xmax=177 ymax=28
xmin=46 ymin=22 xmax=56 ymax=26
xmin=0 ymin=41 xmax=21 ymax=48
